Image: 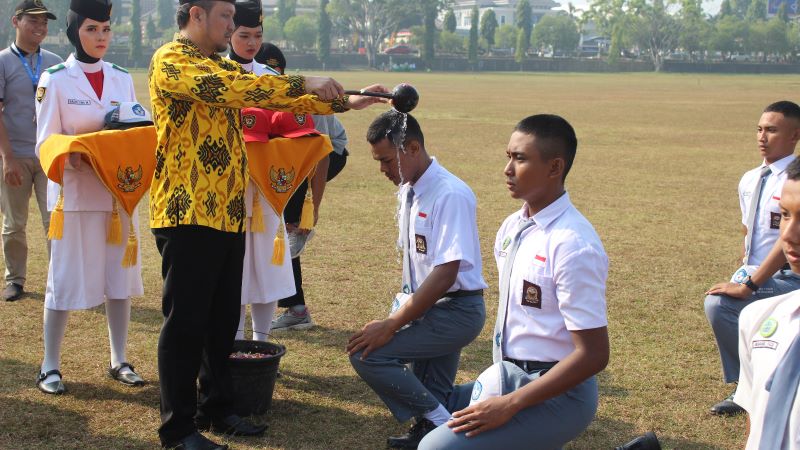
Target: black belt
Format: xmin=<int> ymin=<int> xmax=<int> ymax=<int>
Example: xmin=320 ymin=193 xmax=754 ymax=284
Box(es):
xmin=503 ymin=357 xmax=558 ymax=372
xmin=446 ymin=289 xmax=483 ymax=298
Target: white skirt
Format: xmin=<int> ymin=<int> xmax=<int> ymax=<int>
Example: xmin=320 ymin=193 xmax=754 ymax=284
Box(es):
xmin=45 ymin=209 xmax=144 ymax=310
xmin=241 ymin=193 xmax=295 ymax=305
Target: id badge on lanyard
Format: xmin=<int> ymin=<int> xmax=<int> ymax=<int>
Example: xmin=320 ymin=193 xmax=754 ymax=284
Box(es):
xmin=12 ymin=43 xmax=42 ymax=122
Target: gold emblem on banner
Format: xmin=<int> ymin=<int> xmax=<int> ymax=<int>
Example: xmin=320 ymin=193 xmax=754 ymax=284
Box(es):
xmin=270 ymin=166 xmax=295 ymax=193
xmin=117 ymin=165 xmax=144 ymax=192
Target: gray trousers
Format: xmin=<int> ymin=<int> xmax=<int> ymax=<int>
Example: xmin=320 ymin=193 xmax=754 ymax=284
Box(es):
xmin=704 ymin=269 xmax=800 ymax=383
xmin=419 ymin=361 xmax=598 ymax=450
xmin=0 ymin=157 xmax=49 ymax=286
xmin=349 ymin=294 xmax=485 ymax=423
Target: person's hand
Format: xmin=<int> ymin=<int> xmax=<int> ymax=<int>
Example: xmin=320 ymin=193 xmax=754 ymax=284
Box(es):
xmin=346 ymin=319 xmax=396 ymax=358
xmin=705 ymin=281 xmax=753 ymax=299
xmin=447 ymin=396 xmax=519 ymax=437
xmin=2 ymin=156 xmax=22 ymax=186
xmin=345 ymin=84 xmax=391 ymax=110
xmin=305 ymin=76 xmax=344 ymax=101
xmin=68 ymin=152 xmax=82 ymax=170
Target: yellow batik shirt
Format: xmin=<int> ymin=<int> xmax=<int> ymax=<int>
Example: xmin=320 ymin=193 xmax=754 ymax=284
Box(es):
xmin=148 ymin=37 xmax=347 ymax=232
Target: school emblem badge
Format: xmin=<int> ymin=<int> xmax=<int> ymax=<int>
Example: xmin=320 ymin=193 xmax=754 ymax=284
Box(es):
xmin=502 ymin=236 xmax=511 ymax=250
xmin=36 ymin=87 xmax=46 ymax=103
xmin=415 ymin=234 xmax=427 ymax=254
xmin=270 ymin=166 xmax=295 ymax=193
xmin=471 ymin=381 xmax=483 ymax=401
xmin=521 ymin=280 xmax=542 ymax=309
xmin=117 ymin=165 xmax=144 ymax=192
xmin=294 ymin=114 xmax=306 ymax=125
xmin=132 ymin=104 xmax=146 ymax=117
xmin=33 ymin=0 xmax=44 ymax=7
xmin=759 ymin=317 xmax=778 ymax=338
xmin=243 ymin=114 xmax=256 ymax=129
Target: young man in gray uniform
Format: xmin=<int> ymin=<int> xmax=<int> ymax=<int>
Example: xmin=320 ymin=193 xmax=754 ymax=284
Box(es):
xmin=704 ymin=101 xmax=800 ymax=416
xmin=0 ymin=0 xmax=62 ymax=301
xmin=348 ymin=111 xmax=487 ymax=448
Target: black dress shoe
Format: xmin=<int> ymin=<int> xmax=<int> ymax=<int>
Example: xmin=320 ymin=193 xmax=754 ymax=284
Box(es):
xmin=36 ymin=369 xmax=66 ymax=395
xmin=3 ymin=283 xmax=23 ymax=301
xmin=710 ymin=389 xmax=745 ymax=416
xmin=196 ymin=414 xmax=267 ymax=436
xmin=164 ymin=431 xmax=228 ymax=450
xmin=108 ymin=362 xmax=145 ymax=386
xmin=615 ymin=432 xmax=662 ymax=450
xmin=387 ymin=418 xmax=437 ymax=449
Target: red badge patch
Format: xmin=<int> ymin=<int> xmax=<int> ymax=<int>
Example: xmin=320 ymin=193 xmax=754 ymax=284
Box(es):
xmin=418 ymin=212 xmax=427 ymax=218
xmin=771 ymin=212 xmax=781 ymax=229
xmin=521 ymin=280 xmax=542 ymax=309
xmin=415 ymin=234 xmax=427 ymax=254
xmin=535 ymin=255 xmax=546 ymax=262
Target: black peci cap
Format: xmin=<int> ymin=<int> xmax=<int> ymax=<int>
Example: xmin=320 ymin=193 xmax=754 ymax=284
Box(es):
xmin=234 ymin=0 xmax=263 ymax=28
xmin=69 ymin=0 xmax=112 ymax=22
xmin=256 ymin=43 xmax=285 ymax=74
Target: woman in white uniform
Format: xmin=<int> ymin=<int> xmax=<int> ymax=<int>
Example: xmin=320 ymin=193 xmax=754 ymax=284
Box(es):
xmin=228 ymin=0 xmax=295 ymax=342
xmin=34 ymin=0 xmax=144 ymax=394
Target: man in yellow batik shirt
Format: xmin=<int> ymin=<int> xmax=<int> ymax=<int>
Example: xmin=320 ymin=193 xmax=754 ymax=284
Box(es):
xmin=149 ymin=2 xmax=386 ymax=448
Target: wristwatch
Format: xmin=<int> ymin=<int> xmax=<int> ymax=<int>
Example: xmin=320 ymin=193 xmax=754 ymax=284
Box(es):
xmin=743 ymin=276 xmax=760 ymax=292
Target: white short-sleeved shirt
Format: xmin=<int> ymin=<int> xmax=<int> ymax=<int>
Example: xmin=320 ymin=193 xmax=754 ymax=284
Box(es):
xmin=739 ymin=154 xmax=796 ymax=266
xmin=494 ymin=193 xmax=608 ymax=362
xmin=734 ymin=291 xmax=800 ymax=450
xmin=399 ymin=158 xmax=487 ymax=293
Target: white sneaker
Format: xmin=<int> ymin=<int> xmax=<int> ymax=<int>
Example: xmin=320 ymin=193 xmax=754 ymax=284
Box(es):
xmin=288 ymin=229 xmax=315 ymax=259
xmin=271 ymin=308 xmax=314 ymax=331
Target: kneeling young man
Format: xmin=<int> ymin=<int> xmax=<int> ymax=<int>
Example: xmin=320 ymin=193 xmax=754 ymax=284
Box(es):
xmin=419 ymin=114 xmax=609 ymax=450
xmin=348 ymin=111 xmax=487 ymax=448
xmin=733 ymin=157 xmax=800 ymax=450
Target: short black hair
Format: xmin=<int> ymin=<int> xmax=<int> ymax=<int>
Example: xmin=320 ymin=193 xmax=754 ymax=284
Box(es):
xmin=366 ymin=110 xmax=425 ymax=150
xmin=764 ymin=101 xmax=800 ymax=122
xmin=177 ymin=0 xmax=215 ymax=29
xmin=787 ymin=158 xmax=800 ymax=182
xmin=514 ymin=114 xmax=577 ymax=181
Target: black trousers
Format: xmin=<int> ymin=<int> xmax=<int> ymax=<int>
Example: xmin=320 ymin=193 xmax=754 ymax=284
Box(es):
xmin=153 ymin=225 xmax=245 ymax=446
xmin=277 ymin=150 xmax=348 ymax=309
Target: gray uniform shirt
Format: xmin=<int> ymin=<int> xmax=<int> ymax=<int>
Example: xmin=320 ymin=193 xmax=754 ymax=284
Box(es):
xmin=311 ymin=114 xmax=348 ymax=155
xmin=0 ymin=45 xmax=62 ymax=158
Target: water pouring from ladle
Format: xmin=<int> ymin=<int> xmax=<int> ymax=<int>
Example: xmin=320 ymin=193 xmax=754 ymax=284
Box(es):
xmin=344 ymin=83 xmax=419 ymax=113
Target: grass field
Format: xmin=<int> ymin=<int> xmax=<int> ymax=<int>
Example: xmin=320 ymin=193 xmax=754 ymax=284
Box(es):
xmin=2 ymin=70 xmax=798 ymax=449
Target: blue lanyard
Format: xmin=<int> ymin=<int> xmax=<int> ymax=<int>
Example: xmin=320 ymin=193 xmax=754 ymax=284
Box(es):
xmin=11 ymin=43 xmax=42 ymax=91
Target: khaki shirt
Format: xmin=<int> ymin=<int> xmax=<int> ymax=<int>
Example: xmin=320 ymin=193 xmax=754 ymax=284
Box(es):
xmin=148 ymin=37 xmax=347 ymax=231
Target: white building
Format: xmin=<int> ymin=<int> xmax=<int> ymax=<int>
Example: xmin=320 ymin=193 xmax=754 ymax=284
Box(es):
xmin=447 ymin=0 xmax=560 ymax=32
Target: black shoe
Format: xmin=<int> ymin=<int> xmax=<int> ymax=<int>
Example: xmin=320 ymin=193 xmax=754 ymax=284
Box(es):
xmin=108 ymin=362 xmax=145 ymax=386
xmin=36 ymin=369 xmax=66 ymax=395
xmin=3 ymin=283 xmax=23 ymax=301
xmin=164 ymin=431 xmax=228 ymax=450
xmin=710 ymin=388 xmax=745 ymax=416
xmin=387 ymin=418 xmax=437 ymax=449
xmin=196 ymin=414 xmax=267 ymax=437
xmin=615 ymin=432 xmax=662 ymax=450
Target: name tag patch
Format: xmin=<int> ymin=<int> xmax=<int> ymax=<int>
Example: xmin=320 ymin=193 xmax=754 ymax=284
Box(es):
xmin=771 ymin=212 xmax=781 ymax=229
xmin=521 ymin=280 xmax=542 ymax=309
xmin=415 ymin=234 xmax=427 ymax=254
xmin=67 ymin=99 xmax=91 ymax=105
xmin=752 ymin=340 xmax=778 ymax=350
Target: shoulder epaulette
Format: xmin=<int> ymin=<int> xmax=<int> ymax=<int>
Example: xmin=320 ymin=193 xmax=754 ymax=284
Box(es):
xmin=111 ymin=63 xmax=129 ymax=73
xmin=46 ymin=64 xmax=65 ymax=74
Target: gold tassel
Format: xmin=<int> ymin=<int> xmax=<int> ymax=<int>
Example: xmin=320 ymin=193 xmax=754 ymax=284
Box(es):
xmin=299 ymin=188 xmax=315 ymax=230
xmin=47 ymin=187 xmax=65 ymax=240
xmin=121 ymin=219 xmax=138 ymax=268
xmin=272 ymin=222 xmax=285 ymax=265
xmin=107 ymin=198 xmax=122 ymax=245
xmin=251 ymin=195 xmax=265 ymax=233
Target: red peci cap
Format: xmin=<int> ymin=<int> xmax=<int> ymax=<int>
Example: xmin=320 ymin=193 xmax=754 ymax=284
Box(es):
xmin=241 ymin=108 xmax=270 ymax=143
xmin=270 ymin=112 xmax=320 ymax=139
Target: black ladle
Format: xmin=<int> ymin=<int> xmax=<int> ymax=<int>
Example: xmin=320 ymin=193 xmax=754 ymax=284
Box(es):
xmin=344 ymin=83 xmax=419 ymax=113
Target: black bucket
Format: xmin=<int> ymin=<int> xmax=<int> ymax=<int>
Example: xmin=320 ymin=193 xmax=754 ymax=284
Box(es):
xmin=229 ymin=340 xmax=286 ymax=416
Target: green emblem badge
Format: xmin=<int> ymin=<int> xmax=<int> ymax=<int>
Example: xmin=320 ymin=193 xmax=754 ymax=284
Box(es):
xmin=502 ymin=236 xmax=512 ymax=251
xmin=759 ymin=318 xmax=778 ymax=338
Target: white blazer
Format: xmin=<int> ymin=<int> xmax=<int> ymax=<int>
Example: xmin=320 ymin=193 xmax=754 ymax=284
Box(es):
xmin=35 ymin=54 xmax=137 ymax=212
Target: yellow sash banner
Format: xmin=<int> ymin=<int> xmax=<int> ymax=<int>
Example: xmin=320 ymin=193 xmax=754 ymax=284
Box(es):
xmin=39 ymin=126 xmax=157 ymax=267
xmin=246 ymin=135 xmax=332 ymax=264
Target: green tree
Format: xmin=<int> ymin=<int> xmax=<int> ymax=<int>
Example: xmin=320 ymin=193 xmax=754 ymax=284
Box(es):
xmin=515 ymin=29 xmax=527 ymax=62
xmin=627 ymin=0 xmax=681 ymax=71
xmin=746 ymin=0 xmax=766 ymax=21
xmin=129 ymin=0 xmax=142 ymax=67
xmin=277 ymin=0 xmax=296 ymax=27
xmin=531 ymin=14 xmax=580 ymax=56
xmin=777 ymin=1 xmax=790 ymax=22
xmin=284 ymin=15 xmax=317 ymax=51
xmin=443 ymin=8 xmax=457 ymax=33
xmin=480 ymin=9 xmax=498 ymax=52
xmin=264 ymin=17 xmax=284 ymax=42
xmin=718 ymin=0 xmax=735 ymax=17
xmin=764 ymin=16 xmax=791 ymax=57
xmin=437 ymin=30 xmax=465 ymax=53
xmin=421 ymin=0 xmax=439 ymax=65
xmin=146 ymin=16 xmax=158 ymax=48
xmin=468 ymin=5 xmax=479 ymax=64
xmin=516 ymin=0 xmax=533 ymax=57
xmin=317 ymin=0 xmax=332 ymax=65
xmin=328 ymin=0 xmax=416 ymax=68
xmin=495 ymin=24 xmax=517 ymax=49
xmin=709 ymin=16 xmax=747 ymax=59
xmin=158 ymin=0 xmax=174 ymax=29
xmin=679 ymin=0 xmax=711 ymax=59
